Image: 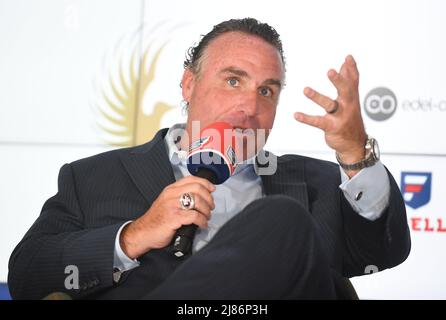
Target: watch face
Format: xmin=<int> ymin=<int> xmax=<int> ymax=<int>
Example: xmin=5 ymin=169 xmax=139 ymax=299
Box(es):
xmin=372 ymin=139 xmax=380 ymax=160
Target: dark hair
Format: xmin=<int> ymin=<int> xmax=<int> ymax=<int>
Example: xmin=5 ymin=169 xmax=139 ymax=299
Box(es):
xmin=183 ymin=18 xmax=285 ymax=74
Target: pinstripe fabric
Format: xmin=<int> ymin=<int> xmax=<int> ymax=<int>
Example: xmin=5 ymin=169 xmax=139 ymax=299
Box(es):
xmin=148 ymin=195 xmax=337 ymax=299
xmin=8 ymin=128 xmax=410 ymax=299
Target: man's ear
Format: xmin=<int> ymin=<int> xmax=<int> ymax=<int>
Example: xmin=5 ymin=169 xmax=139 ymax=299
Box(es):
xmin=181 ymin=68 xmax=195 ymax=102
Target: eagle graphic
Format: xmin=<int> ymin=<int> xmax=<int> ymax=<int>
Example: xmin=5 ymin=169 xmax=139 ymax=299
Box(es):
xmin=97 ymin=41 xmax=174 ymax=147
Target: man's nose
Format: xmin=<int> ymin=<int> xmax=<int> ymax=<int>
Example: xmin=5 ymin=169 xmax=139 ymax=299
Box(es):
xmin=236 ymin=91 xmax=259 ymax=117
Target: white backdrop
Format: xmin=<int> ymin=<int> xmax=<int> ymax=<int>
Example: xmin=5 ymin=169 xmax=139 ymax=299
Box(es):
xmin=1 ymin=0 xmax=445 ymax=299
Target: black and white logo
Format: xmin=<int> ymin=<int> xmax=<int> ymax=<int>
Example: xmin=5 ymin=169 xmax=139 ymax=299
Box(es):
xmin=363 ymin=87 xmax=398 ymax=121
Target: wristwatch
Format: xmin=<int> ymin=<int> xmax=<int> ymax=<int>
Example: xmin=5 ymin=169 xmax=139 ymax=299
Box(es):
xmin=336 ymin=136 xmax=380 ymax=171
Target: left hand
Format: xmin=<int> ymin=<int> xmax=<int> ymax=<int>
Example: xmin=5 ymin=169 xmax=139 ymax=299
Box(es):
xmin=294 ymin=55 xmax=367 ymax=175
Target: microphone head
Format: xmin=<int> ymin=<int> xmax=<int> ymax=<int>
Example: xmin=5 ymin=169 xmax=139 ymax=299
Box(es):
xmin=186 ymin=122 xmax=237 ymax=184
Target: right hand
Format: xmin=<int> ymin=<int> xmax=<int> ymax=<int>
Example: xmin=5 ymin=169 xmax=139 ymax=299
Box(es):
xmin=120 ymin=176 xmax=216 ymax=259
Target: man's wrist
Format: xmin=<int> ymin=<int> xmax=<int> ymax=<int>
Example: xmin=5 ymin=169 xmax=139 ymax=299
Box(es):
xmin=336 ymin=147 xmax=365 ymax=178
xmin=336 ymin=148 xmax=365 ymax=165
xmin=336 ymin=135 xmax=380 ymax=176
xmin=120 ymin=220 xmax=150 ymax=260
xmin=114 ymin=221 xmax=140 ymax=277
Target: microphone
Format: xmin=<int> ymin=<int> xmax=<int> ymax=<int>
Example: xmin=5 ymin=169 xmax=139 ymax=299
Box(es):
xmin=173 ymin=122 xmax=237 ymax=258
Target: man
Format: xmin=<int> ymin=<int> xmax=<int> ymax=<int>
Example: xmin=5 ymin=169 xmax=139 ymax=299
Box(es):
xmin=8 ymin=18 xmax=410 ymax=299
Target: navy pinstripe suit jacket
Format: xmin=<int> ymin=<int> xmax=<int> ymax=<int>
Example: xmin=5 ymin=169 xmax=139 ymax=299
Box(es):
xmin=8 ymin=128 xmax=410 ymax=299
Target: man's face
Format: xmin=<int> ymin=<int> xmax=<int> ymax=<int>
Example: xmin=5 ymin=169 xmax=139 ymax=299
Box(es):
xmin=181 ymin=31 xmax=285 ymax=159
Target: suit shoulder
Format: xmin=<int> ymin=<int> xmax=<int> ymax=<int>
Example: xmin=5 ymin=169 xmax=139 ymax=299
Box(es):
xmin=69 ymin=145 xmax=136 ymax=169
xmin=68 ymin=128 xmax=168 ymax=171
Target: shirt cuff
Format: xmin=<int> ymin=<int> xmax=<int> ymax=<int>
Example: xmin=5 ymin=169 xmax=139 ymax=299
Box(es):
xmin=339 ymin=161 xmax=391 ymax=221
xmin=113 ymin=221 xmax=140 ymax=272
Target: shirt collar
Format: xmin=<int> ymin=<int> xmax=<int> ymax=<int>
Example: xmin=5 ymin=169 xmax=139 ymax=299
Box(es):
xmin=165 ymin=123 xmax=188 ymax=164
xmin=164 ymin=123 xmax=261 ymax=175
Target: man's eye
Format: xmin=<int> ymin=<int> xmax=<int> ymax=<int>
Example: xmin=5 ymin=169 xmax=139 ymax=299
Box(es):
xmin=227 ymin=78 xmax=239 ymax=87
xmin=259 ymin=87 xmax=272 ymax=97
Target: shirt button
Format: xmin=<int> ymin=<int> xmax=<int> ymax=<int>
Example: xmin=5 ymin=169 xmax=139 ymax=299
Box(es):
xmin=355 ymin=191 xmax=363 ymax=201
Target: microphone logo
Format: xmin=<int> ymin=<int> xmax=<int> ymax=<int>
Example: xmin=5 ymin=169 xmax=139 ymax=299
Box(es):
xmin=188 ymin=136 xmax=212 ymax=153
xmin=187 ymin=122 xmax=237 ymax=184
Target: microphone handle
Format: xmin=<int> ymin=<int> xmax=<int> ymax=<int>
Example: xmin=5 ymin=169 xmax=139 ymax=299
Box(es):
xmin=173 ymin=168 xmax=217 ymax=258
xmin=173 ymin=224 xmax=198 ymax=258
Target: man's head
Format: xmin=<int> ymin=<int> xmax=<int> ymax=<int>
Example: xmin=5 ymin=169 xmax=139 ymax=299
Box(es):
xmin=183 ymin=18 xmax=285 ymax=76
xmin=180 ymin=18 xmax=286 ymax=160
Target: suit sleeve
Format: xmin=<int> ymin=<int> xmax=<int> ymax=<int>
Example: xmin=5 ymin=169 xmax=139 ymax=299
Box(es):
xmin=8 ymin=163 xmax=123 ymax=299
xmin=341 ymin=169 xmax=411 ymax=277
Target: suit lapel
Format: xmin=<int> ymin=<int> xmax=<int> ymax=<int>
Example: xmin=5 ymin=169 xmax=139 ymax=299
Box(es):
xmin=119 ymin=128 xmax=176 ymax=205
xmin=260 ymin=155 xmax=309 ymax=211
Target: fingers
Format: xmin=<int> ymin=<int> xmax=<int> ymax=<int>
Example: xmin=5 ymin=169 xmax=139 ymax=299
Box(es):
xmin=294 ymin=112 xmax=328 ymax=131
xmin=329 ymin=55 xmax=359 ymax=94
xmin=339 ymin=55 xmax=359 ymax=79
xmin=173 ymin=182 xmax=215 ymax=220
xmin=156 ymin=176 xmax=217 ymax=233
xmin=181 ymin=183 xmax=215 ymax=213
xmin=345 ymin=55 xmax=359 ymax=81
xmin=326 ymin=55 xmax=359 ymax=96
xmin=178 ymin=209 xmax=209 ymax=229
xmin=174 ymin=175 xmax=215 ymax=193
xmin=303 ymin=87 xmax=339 ymax=114
xmin=300 ymin=55 xmax=359 ymax=123
xmin=327 ymin=69 xmax=349 ymax=96
xmin=185 ymin=192 xmax=214 ymax=220
xmin=175 ymin=191 xmax=212 ymax=229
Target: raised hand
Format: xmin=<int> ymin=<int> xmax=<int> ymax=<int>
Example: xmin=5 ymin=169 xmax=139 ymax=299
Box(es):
xmin=294 ymin=55 xmax=367 ymax=176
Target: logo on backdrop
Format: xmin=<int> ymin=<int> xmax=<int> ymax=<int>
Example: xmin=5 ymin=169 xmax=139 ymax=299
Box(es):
xmin=400 ymin=172 xmax=432 ymax=209
xmin=364 ymin=87 xmax=446 ymax=122
xmin=93 ymin=22 xmax=190 ymax=147
xmin=363 ymin=87 xmax=398 ymax=121
xmin=401 ymin=171 xmax=445 ymax=233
